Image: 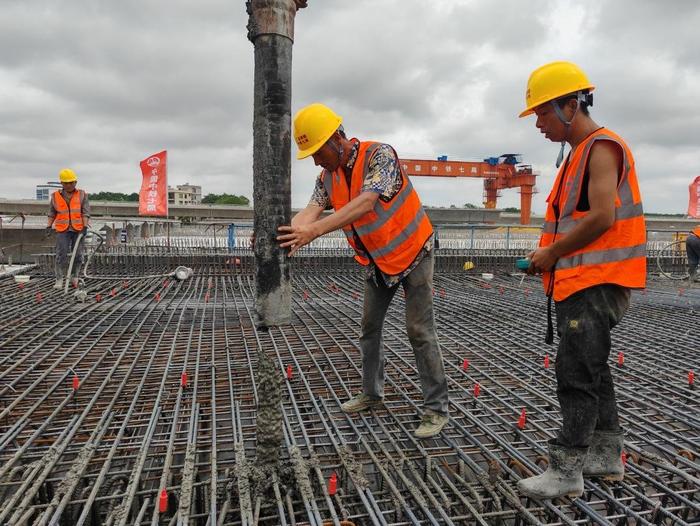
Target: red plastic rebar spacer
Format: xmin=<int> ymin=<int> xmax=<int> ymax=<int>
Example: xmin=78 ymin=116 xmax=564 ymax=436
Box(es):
xmin=155 ymin=293 xmax=161 ymax=302
xmin=544 ymin=355 xmax=550 ymax=369
xmin=328 ymin=472 xmax=337 ymax=496
xmin=72 ymin=374 xmax=79 ymax=391
xmin=286 ymin=364 xmax=293 ymax=380
xmin=18 ymin=282 xmax=25 ymax=290
xmin=689 ymin=370 xmax=695 ymax=387
xmin=181 ymin=372 xmax=188 ymax=388
xmin=303 ymin=290 xmax=310 ymax=301
xmin=163 ymin=279 xmax=169 ymax=288
xmin=95 ymin=293 xmax=102 ymax=302
xmin=111 ymin=288 xmax=116 ymax=297
xmin=36 ymin=292 xmax=43 ymax=303
xmin=159 ymin=488 xmax=168 ymax=513
xmin=517 ymin=408 xmax=526 ymax=430
xmin=440 ymin=288 xmax=446 ymax=298
xmin=499 ymin=286 xmax=504 ymax=295
xmin=473 ymin=383 xmax=481 ymax=398
xmin=462 ymin=359 xmax=469 ymax=371
xmin=617 ymin=352 xmax=624 ymax=367
xmin=621 ymin=451 xmax=627 ymax=465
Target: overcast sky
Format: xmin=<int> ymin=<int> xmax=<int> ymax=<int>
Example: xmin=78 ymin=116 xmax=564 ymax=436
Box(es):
xmin=2 ymin=0 xmax=699 ymax=214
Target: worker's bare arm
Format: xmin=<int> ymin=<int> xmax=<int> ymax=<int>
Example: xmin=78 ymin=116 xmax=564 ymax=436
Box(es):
xmin=291 ymin=203 xmax=325 ymax=227
xmin=278 ymin=191 xmax=379 ymax=256
xmin=529 ymin=141 xmax=620 ymax=272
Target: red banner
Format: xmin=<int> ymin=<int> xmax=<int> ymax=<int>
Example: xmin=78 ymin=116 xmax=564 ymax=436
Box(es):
xmin=689 ymin=175 xmax=700 ymax=219
xmin=139 ymin=150 xmax=168 ymax=216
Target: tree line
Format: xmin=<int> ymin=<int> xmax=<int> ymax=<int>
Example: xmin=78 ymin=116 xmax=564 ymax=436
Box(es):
xmin=88 ymin=191 xmax=250 ymax=205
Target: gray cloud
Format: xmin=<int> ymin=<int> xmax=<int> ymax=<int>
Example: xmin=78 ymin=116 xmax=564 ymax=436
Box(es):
xmin=1 ymin=0 xmax=698 ymax=214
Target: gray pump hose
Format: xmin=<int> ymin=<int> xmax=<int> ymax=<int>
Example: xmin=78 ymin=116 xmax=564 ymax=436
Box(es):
xmin=80 ymin=229 xmax=192 ymax=281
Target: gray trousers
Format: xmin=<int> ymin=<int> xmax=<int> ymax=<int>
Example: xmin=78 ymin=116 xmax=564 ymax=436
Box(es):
xmin=55 ymin=231 xmax=84 ymax=279
xmin=360 ymin=252 xmax=449 ymax=415
xmin=554 ymin=284 xmax=630 ymax=448
xmin=687 ymin=233 xmax=700 ymax=270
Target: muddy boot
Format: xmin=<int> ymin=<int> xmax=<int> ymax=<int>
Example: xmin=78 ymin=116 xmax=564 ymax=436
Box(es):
xmin=517 ymin=440 xmax=587 ymax=499
xmin=583 ymin=429 xmax=624 ymax=481
xmin=53 ymin=278 xmax=63 ymax=290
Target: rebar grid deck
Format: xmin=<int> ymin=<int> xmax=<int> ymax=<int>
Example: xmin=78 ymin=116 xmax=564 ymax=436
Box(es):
xmin=0 ymin=256 xmax=698 ymax=525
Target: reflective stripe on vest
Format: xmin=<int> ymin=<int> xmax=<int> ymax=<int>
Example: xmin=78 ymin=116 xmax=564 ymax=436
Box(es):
xmin=324 ymin=141 xmax=433 ymax=275
xmin=540 ymin=128 xmax=646 ymax=301
xmin=53 ymin=190 xmax=85 ymax=232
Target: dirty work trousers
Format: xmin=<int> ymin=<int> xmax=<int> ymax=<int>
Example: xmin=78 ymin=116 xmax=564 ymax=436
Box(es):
xmin=55 ymin=230 xmax=84 ymax=279
xmin=687 ymin=233 xmax=700 ymax=272
xmin=554 ymin=284 xmax=630 ymax=448
xmin=359 ymin=251 xmax=449 ymax=416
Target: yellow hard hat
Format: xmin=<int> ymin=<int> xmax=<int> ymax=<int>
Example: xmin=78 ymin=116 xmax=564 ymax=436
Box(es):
xmin=519 ymin=61 xmax=595 ymax=118
xmin=293 ymin=103 xmax=343 ymax=159
xmin=59 ymin=168 xmax=77 ymax=183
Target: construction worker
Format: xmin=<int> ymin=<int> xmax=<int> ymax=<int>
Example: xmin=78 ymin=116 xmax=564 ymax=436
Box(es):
xmin=278 ymin=103 xmax=449 ymax=438
xmin=686 ymin=226 xmax=700 ymax=281
xmin=47 ymin=168 xmax=90 ymax=289
xmin=517 ymin=62 xmax=646 ymax=499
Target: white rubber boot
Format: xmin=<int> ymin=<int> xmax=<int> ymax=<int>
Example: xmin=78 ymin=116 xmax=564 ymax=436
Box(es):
xmin=518 ymin=440 xmax=587 ymax=499
xmin=53 ymin=278 xmax=63 ymax=290
xmin=582 ymin=429 xmax=624 ymax=481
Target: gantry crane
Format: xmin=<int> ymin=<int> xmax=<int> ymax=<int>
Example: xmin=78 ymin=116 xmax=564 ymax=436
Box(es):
xmin=399 ymin=154 xmax=538 ymax=224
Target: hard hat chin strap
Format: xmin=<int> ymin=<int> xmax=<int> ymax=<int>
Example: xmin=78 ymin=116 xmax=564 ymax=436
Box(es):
xmin=551 ymin=91 xmax=587 ymax=168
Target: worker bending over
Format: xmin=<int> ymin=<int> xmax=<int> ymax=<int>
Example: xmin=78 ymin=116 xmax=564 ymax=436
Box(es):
xmin=277 ymin=103 xmax=449 ymax=439
xmin=47 ymin=168 xmax=90 ymax=289
xmin=518 ymin=62 xmax=646 ymax=499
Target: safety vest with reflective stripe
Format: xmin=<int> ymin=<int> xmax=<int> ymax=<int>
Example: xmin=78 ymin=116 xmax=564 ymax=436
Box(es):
xmin=693 ymin=226 xmax=700 ymax=237
xmin=52 ymin=190 xmax=86 ymax=232
xmin=540 ymin=128 xmax=646 ymax=301
xmin=322 ymin=141 xmax=434 ymax=275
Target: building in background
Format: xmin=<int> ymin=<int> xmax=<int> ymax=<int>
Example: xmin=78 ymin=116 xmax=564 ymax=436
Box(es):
xmin=168 ymin=183 xmax=202 ymax=205
xmin=36 ymin=182 xmax=62 ymax=200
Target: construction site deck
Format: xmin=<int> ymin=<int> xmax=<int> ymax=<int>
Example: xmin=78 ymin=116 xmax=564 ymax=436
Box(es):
xmin=0 ymin=240 xmax=698 ymax=525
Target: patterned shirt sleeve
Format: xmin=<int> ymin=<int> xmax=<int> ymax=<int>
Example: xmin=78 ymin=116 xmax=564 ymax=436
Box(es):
xmin=361 ymin=144 xmax=403 ymax=200
xmin=308 ymin=171 xmax=331 ymax=209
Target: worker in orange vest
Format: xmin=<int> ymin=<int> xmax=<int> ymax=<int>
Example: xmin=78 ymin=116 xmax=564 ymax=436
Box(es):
xmin=278 ymin=103 xmax=449 ymax=439
xmin=517 ymin=62 xmax=646 ymax=499
xmin=47 ymin=168 xmax=91 ymax=289
xmin=688 ymin=226 xmax=700 ymax=280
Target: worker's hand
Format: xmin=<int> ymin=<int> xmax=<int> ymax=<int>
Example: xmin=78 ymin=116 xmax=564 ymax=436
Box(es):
xmin=527 ymin=247 xmax=558 ymax=274
xmin=44 ymin=227 xmax=53 ymax=238
xmin=277 ymin=224 xmax=319 ymax=257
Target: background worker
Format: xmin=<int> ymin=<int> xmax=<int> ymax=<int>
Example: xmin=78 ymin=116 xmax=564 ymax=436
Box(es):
xmin=686 ymin=226 xmax=700 ymax=280
xmin=47 ymin=168 xmax=90 ymax=289
xmin=517 ymin=62 xmax=646 ymax=499
xmin=277 ymin=103 xmax=449 ymax=439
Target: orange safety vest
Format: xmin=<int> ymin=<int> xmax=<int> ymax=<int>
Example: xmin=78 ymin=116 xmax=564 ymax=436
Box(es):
xmin=52 ymin=190 xmax=85 ymax=232
xmin=540 ymin=128 xmax=646 ymax=302
xmin=322 ymin=141 xmax=433 ymax=275
xmin=693 ymin=226 xmax=700 ymax=237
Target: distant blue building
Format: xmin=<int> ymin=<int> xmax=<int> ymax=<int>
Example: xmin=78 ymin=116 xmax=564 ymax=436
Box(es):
xmin=36 ymin=182 xmax=62 ymax=200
